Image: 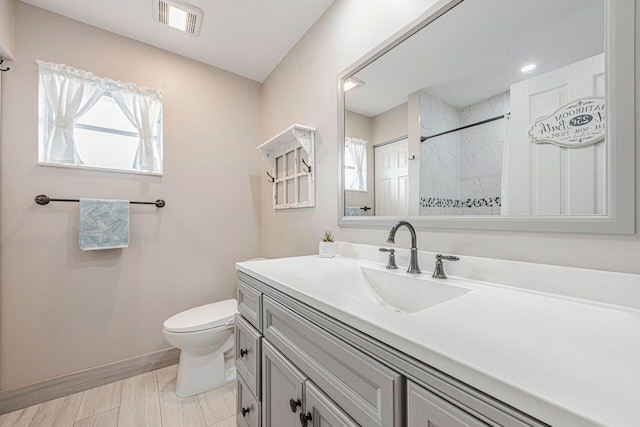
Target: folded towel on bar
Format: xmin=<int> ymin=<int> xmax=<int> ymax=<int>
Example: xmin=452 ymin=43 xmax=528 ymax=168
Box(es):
xmin=79 ymin=199 xmax=130 ymax=250
xmin=345 ymin=207 xmax=361 ymax=216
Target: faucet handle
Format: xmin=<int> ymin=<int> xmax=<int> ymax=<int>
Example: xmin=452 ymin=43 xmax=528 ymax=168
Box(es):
xmin=433 ymin=254 xmax=459 ymax=279
xmin=436 ymin=254 xmax=459 ymax=262
xmin=379 ymin=248 xmax=398 ymax=270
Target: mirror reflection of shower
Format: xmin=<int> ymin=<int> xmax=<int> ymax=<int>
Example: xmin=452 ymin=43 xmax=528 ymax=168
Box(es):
xmin=419 ymin=91 xmax=509 ymax=216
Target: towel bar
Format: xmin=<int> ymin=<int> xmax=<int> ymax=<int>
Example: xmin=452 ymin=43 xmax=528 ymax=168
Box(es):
xmin=34 ymin=194 xmax=165 ymax=208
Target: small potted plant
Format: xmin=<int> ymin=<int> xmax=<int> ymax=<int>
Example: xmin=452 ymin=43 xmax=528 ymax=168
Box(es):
xmin=319 ymin=229 xmax=336 ymax=258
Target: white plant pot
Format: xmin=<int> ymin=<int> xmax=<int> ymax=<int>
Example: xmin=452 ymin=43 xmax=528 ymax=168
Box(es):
xmin=318 ymin=241 xmax=335 ymax=258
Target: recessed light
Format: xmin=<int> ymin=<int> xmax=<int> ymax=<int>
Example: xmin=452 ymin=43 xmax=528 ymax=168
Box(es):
xmin=521 ymin=63 xmax=537 ymax=73
xmin=344 ymin=78 xmax=365 ymax=93
xmin=168 ymin=5 xmax=189 ymax=31
xmin=154 ymin=0 xmax=203 ymax=36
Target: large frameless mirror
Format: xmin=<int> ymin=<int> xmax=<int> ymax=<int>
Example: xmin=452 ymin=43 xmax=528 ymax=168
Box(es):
xmin=338 ymin=0 xmax=635 ymax=234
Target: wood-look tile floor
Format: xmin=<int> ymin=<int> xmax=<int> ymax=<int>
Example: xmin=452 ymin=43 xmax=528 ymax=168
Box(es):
xmin=0 ymin=365 xmax=237 ymax=427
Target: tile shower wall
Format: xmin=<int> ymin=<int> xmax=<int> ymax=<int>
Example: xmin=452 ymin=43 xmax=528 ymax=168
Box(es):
xmin=459 ymin=92 xmax=509 ymax=215
xmin=420 ymin=92 xmax=460 ymax=215
xmin=419 ymin=91 xmax=509 ymax=215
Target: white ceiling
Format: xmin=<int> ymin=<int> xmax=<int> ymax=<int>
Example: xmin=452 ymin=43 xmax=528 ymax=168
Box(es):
xmin=346 ymin=0 xmax=605 ymax=117
xmin=19 ymin=0 xmax=335 ymax=82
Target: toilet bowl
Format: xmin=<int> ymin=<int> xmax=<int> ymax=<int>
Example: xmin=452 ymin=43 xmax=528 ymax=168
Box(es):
xmin=163 ymin=299 xmax=237 ymax=397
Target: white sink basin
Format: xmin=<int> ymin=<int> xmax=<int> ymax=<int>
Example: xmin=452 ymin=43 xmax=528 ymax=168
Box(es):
xmin=359 ymin=267 xmax=472 ymax=313
xmin=285 ymin=257 xmax=472 ymax=314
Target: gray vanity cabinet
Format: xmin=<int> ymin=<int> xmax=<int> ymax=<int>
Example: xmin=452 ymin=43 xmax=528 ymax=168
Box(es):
xmin=407 ymin=381 xmax=487 ymax=427
xmin=236 ymin=271 xmax=545 ymax=427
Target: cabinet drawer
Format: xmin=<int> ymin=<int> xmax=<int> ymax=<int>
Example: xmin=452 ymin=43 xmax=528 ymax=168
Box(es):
xmin=237 ymin=376 xmax=261 ymax=427
xmin=235 ymin=314 xmax=262 ymax=399
xmin=407 ymin=380 xmax=487 ymax=427
xmin=238 ymin=279 xmax=262 ymax=332
xmin=263 ymin=296 xmax=402 ymax=427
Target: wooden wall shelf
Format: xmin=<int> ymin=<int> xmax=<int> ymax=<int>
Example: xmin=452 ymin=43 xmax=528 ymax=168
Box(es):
xmin=258 ymin=124 xmax=316 ymax=209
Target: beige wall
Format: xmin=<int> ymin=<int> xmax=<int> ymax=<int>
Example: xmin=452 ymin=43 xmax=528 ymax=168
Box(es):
xmin=0 ymin=2 xmax=261 ymax=391
xmin=344 ymin=110 xmax=370 ymax=143
xmin=260 ymin=0 xmax=640 ymax=274
xmin=371 ymin=102 xmax=408 ymax=145
xmin=0 ymin=0 xmax=14 ymax=59
xmin=344 ymin=110 xmax=373 ymax=213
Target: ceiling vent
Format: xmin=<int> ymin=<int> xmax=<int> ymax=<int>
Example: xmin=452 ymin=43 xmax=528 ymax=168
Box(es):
xmin=153 ymin=0 xmax=203 ymax=36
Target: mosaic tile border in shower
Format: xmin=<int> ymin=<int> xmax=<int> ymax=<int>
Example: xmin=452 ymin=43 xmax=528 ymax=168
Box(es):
xmin=420 ymin=196 xmax=501 ymax=208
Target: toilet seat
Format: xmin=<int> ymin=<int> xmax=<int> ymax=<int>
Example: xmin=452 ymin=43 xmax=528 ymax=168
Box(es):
xmin=163 ymin=299 xmax=236 ymax=333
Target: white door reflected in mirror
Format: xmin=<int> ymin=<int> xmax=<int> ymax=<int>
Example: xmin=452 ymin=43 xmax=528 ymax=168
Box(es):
xmin=375 ymin=138 xmax=409 ymax=217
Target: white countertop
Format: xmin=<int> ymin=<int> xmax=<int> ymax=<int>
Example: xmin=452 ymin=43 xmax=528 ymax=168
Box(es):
xmin=236 ymin=253 xmax=640 ymax=427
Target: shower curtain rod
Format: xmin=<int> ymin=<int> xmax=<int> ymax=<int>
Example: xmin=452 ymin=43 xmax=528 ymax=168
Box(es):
xmin=34 ymin=194 xmax=165 ymax=208
xmin=420 ymin=113 xmax=509 ymax=142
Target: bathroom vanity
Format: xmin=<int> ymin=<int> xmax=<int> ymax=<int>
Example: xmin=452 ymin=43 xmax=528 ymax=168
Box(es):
xmin=233 ymin=244 xmax=640 ymax=427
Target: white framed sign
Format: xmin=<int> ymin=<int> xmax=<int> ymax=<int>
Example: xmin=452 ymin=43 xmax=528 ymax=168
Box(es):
xmin=528 ymin=97 xmax=605 ymax=148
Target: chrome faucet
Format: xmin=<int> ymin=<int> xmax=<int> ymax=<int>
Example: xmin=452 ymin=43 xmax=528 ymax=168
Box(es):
xmin=386 ymin=221 xmax=421 ymax=274
xmin=432 ymin=254 xmax=459 ymax=279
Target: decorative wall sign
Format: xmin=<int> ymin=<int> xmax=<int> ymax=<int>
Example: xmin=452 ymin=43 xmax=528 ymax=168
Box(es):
xmin=528 ymin=97 xmax=605 ymax=148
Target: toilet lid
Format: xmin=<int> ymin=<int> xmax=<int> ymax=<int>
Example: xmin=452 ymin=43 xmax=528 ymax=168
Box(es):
xmin=163 ymin=299 xmax=237 ymax=333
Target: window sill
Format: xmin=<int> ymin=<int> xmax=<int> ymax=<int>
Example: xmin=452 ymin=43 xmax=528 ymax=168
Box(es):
xmin=38 ymin=161 xmax=163 ymax=176
xmin=345 ymin=189 xmax=368 ymax=193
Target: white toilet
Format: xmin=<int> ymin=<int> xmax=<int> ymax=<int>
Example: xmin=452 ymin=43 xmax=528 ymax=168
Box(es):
xmin=163 ymin=299 xmax=237 ymax=397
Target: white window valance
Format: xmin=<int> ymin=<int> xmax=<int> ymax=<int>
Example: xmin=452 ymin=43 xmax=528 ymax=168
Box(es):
xmin=37 ymin=61 xmax=163 ymax=100
xmin=346 ymin=137 xmax=368 ymax=146
xmin=37 ymin=60 xmax=163 ymax=172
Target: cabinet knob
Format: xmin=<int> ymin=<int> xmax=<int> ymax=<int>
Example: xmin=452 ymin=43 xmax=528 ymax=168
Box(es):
xmin=289 ymin=398 xmax=301 ymax=413
xmin=240 ymin=348 xmax=248 ymax=358
xmin=242 ymin=407 xmax=250 ymax=417
xmin=299 ymin=412 xmax=312 ymax=427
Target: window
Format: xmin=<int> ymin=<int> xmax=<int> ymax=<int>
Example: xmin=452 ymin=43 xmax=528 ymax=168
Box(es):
xmin=344 ymin=137 xmax=367 ymax=191
xmin=38 ymin=61 xmax=163 ymax=175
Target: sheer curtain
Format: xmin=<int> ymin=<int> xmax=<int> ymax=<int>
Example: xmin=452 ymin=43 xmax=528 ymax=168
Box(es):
xmin=38 ymin=61 xmax=105 ymax=164
xmin=346 ymin=137 xmax=367 ymax=191
xmin=110 ymin=84 xmax=163 ymax=172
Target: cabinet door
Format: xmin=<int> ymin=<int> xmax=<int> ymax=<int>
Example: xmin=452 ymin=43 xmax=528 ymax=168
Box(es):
xmin=407 ymin=381 xmax=487 ymax=427
xmin=300 ymin=381 xmax=358 ymax=427
xmin=262 ymin=340 xmax=307 ymax=427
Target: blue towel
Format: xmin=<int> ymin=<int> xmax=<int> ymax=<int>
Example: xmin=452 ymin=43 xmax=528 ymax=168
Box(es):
xmin=345 ymin=207 xmax=361 ymax=216
xmin=79 ymin=199 xmax=130 ymax=250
